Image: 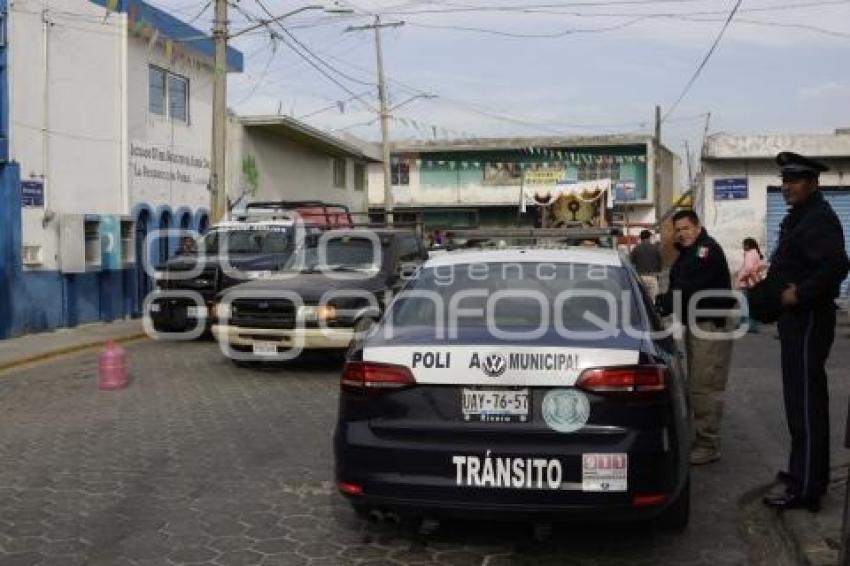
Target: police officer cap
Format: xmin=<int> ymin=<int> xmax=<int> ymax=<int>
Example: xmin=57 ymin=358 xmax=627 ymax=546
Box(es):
xmin=776 ymin=151 xmax=829 ymax=177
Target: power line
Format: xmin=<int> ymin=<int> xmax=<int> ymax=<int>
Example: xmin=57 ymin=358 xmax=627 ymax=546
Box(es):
xmin=382 ymin=0 xmax=720 ymax=14
xmin=298 ymin=90 xmax=377 ymax=119
xmin=662 ymin=0 xmax=743 ymax=122
xmin=234 ymin=35 xmax=279 ymax=105
xmin=673 ymin=14 xmax=850 ymax=38
xmin=231 ymin=0 xmax=378 ymax=111
xmin=378 ymin=0 xmax=849 ymax=15
xmin=268 ymin=21 xmax=375 ymax=86
xmin=335 ymin=117 xmax=379 ymax=132
xmin=405 ymin=16 xmax=649 ymax=37
xmin=307 ymin=48 xmax=667 ymax=133
xmin=186 ymin=0 xmax=213 ymax=24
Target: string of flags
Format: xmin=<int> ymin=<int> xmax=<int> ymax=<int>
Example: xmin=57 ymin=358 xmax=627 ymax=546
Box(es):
xmin=390 ymin=116 xmax=474 ymax=141
xmin=390 ymin=154 xmax=647 ymax=169
xmin=386 ymin=117 xmax=649 ymax=170
xmin=125 ymin=3 xmax=205 ymax=71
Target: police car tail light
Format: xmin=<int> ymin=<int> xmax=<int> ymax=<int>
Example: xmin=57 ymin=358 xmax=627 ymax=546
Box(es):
xmin=576 ymin=365 xmax=668 ymax=393
xmin=341 ymin=361 xmax=415 ymax=392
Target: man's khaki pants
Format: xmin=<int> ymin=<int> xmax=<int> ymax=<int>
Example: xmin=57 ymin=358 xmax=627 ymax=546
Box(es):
xmin=685 ymin=320 xmax=734 ymax=452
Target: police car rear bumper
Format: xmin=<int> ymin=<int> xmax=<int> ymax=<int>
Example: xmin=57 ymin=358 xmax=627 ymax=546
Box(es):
xmin=339 ymin=493 xmax=673 ymax=522
xmin=334 ymin=423 xmax=687 ymax=521
xmin=211 ymin=324 xmax=354 ymax=350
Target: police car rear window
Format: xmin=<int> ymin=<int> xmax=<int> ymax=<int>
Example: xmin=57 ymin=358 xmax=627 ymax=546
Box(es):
xmin=388 ymin=262 xmax=642 ymax=332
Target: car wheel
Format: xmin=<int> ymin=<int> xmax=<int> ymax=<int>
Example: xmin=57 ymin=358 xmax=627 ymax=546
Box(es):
xmin=656 ymin=476 xmax=690 ymax=531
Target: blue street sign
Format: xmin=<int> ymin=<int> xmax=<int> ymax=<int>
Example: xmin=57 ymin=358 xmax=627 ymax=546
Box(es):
xmin=21 ymin=180 xmax=44 ymax=207
xmin=714 ymin=178 xmax=748 ymax=200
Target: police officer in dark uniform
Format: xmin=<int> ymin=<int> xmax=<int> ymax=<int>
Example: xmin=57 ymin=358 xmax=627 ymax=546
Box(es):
xmin=762 ymin=152 xmax=850 ymax=512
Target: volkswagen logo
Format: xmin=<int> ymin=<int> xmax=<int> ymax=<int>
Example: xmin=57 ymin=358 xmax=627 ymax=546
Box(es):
xmin=258 ymin=301 xmax=270 ymax=309
xmin=482 ymin=353 xmax=507 ymax=377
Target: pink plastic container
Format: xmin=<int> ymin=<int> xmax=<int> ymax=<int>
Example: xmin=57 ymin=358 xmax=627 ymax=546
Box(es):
xmin=98 ymin=341 xmax=128 ymax=390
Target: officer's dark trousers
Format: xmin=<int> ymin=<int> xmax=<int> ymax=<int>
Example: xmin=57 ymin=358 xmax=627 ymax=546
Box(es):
xmin=778 ymin=306 xmax=835 ymax=500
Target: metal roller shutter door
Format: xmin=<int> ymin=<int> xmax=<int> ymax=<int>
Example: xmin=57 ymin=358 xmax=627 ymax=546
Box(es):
xmin=766 ymin=188 xmax=850 ymax=297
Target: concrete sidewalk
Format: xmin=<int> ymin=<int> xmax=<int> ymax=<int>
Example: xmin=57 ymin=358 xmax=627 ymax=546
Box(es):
xmin=0 ymin=319 xmax=147 ymax=372
xmin=777 ymin=465 xmax=849 ymax=565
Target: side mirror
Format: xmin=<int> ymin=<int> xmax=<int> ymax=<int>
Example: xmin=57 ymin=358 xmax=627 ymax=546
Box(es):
xmin=399 ymin=263 xmax=418 ymax=278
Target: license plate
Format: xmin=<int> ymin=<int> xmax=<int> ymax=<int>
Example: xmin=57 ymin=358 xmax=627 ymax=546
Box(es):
xmin=582 ymin=453 xmax=628 ymax=492
xmin=462 ymin=389 xmax=529 ymax=422
xmin=187 ymin=306 xmax=207 ymax=318
xmin=252 ymin=342 xmax=278 ymax=356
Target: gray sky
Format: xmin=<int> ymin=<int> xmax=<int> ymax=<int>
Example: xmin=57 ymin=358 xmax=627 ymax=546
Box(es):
xmin=162 ymin=0 xmax=850 ymax=177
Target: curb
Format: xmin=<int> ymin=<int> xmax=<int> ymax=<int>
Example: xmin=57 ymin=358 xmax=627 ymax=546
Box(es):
xmin=0 ymin=333 xmax=150 ymax=374
xmin=738 ymin=481 xmax=806 ymax=566
xmin=739 ymin=466 xmax=850 ymax=566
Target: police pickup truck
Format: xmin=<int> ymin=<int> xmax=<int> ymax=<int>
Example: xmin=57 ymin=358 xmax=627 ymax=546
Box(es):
xmin=150 ymin=201 xmax=349 ymax=334
xmin=335 ymin=244 xmax=692 ymax=529
xmin=211 ymin=228 xmax=428 ymax=362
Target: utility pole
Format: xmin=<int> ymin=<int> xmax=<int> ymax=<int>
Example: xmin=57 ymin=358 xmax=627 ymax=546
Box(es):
xmin=694 ymin=111 xmax=712 ymax=213
xmin=653 ymin=105 xmax=662 ymax=233
xmin=210 ymin=0 xmax=228 ymax=223
xmin=209 ymin=4 xmax=336 ymax=224
xmin=346 ymin=17 xmax=404 ymax=224
xmin=684 ymin=140 xmax=693 ymax=189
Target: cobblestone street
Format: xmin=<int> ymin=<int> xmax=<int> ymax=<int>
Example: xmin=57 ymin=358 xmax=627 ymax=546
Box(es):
xmin=1 ymin=331 xmax=848 ymax=566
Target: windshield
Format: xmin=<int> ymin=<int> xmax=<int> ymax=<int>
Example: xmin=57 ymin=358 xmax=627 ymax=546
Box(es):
xmin=388 ymin=262 xmax=642 ymax=332
xmin=285 ymin=236 xmax=385 ymax=273
xmin=201 ymin=227 xmax=292 ymax=255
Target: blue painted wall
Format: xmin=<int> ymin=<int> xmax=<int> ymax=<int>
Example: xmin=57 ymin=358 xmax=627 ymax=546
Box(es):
xmin=0 ymin=0 xmax=216 ymax=339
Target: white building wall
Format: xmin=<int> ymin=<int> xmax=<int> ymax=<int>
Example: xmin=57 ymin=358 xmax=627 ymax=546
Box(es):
xmin=9 ymin=0 xmax=127 ymax=270
xmin=702 ymin=138 xmax=850 ymax=272
xmin=366 ymin=159 xmax=661 ymax=231
xmin=127 ymin=34 xmax=214 ymax=214
xmin=228 ymin=122 xmax=368 ymax=212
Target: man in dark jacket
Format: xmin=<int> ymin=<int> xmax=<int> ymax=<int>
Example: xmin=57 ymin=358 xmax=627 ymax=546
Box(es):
xmin=761 ymin=152 xmax=850 ymax=512
xmin=658 ymin=210 xmax=735 ymax=465
xmin=630 ymin=229 xmax=662 ymax=298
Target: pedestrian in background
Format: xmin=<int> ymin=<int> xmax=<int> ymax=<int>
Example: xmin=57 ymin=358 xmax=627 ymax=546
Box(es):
xmin=630 ymin=229 xmax=662 ymax=299
xmin=759 ymin=152 xmax=850 ymax=512
xmin=735 ymin=238 xmax=766 ymax=333
xmin=658 ymin=210 xmax=735 ymax=465
xmin=177 ymin=235 xmax=197 ymax=256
